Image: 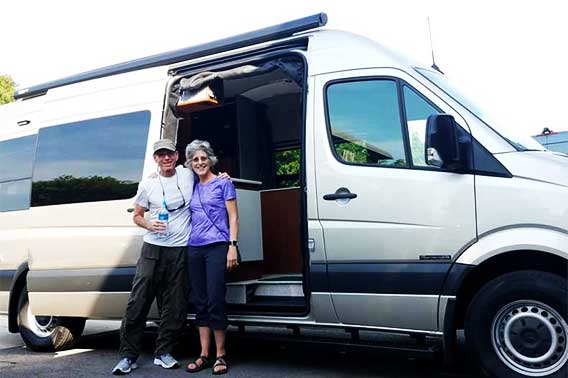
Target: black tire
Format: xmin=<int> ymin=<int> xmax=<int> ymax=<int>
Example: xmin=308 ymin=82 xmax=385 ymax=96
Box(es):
xmin=465 ymin=270 xmax=568 ymax=378
xmin=16 ymin=286 xmax=86 ymax=352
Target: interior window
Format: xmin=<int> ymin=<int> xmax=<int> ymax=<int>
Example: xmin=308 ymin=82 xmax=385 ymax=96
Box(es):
xmin=326 ymin=80 xmax=407 ymax=167
xmin=274 ymin=148 xmax=300 ymax=188
xmin=31 ymin=111 xmax=150 ymax=207
xmin=402 ymin=85 xmax=440 ymax=168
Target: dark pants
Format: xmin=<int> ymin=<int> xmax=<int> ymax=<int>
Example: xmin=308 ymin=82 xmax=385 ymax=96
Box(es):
xmin=188 ymin=242 xmax=228 ymax=330
xmin=119 ymin=242 xmax=188 ymax=360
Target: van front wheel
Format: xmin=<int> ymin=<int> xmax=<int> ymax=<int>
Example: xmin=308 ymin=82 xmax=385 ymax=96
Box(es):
xmin=465 ymin=270 xmax=568 ymax=378
xmin=17 ymin=286 xmax=86 ymax=352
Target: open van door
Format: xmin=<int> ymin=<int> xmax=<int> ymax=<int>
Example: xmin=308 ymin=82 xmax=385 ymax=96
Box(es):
xmin=313 ymin=69 xmax=476 ymax=332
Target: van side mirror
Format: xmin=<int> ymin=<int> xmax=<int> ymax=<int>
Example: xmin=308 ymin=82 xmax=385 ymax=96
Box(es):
xmin=425 ymin=114 xmax=464 ymax=172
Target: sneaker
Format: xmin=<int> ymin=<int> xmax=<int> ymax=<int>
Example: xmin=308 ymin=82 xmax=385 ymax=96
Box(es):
xmin=112 ymin=357 xmax=138 ymax=375
xmin=153 ymin=353 xmax=180 ymax=369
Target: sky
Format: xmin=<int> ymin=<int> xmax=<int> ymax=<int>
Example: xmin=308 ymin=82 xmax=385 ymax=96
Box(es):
xmin=2 ymin=0 xmax=567 ymax=138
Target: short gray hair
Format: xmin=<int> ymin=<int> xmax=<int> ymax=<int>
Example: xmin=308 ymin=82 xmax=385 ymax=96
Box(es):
xmin=185 ymin=139 xmax=218 ymax=167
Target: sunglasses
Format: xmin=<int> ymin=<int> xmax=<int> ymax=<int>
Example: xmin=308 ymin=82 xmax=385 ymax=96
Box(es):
xmin=158 ymin=174 xmax=186 ymax=212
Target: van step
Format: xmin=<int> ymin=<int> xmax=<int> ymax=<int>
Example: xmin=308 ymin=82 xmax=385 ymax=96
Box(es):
xmin=254 ymin=281 xmax=303 ymax=297
xmin=226 ymin=283 xmax=251 ymax=305
xmin=258 ymin=275 xmax=302 ymax=282
xmin=228 ymin=296 xmax=306 ymax=313
xmin=226 ymin=279 xmax=304 ymax=305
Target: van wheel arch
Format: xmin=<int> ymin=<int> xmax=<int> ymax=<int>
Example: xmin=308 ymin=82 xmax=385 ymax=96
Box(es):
xmin=16 ymin=285 xmax=86 ymax=352
xmin=8 ymin=264 xmax=29 ymax=333
xmin=453 ymin=250 xmax=567 ymax=330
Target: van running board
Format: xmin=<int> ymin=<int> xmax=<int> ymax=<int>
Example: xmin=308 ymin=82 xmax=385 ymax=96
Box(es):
xmin=147 ymin=323 xmax=440 ymax=359
xmin=185 ymin=324 xmax=441 ymax=360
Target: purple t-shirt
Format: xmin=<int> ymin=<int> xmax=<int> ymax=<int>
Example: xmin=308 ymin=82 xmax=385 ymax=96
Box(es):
xmin=189 ymin=177 xmax=237 ymax=246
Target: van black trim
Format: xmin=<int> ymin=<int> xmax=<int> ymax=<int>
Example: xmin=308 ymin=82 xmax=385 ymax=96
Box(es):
xmin=317 ymin=262 xmax=453 ymax=295
xmin=297 ymin=53 xmax=312 ymax=313
xmin=15 ymin=13 xmax=327 ymax=100
xmin=442 ymin=297 xmax=457 ymax=362
xmin=310 ymin=263 xmax=329 ymax=293
xmin=0 ymin=270 xmax=16 ymax=291
xmin=8 ymin=262 xmax=29 ymax=332
xmin=27 ymin=267 xmax=136 ymax=292
xmin=27 ymin=262 xmax=459 ymax=297
xmin=440 ymin=263 xmax=475 ymax=296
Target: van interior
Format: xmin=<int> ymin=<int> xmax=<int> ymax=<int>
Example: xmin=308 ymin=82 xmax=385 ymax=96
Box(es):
xmin=164 ymin=54 xmax=307 ymax=315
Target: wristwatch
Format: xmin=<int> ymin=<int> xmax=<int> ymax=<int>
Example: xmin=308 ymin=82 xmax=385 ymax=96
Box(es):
xmin=229 ymin=240 xmax=238 ymax=247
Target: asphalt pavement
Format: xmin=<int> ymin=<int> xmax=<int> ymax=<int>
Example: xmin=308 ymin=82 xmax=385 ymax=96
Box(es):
xmin=0 ymin=316 xmax=482 ymax=378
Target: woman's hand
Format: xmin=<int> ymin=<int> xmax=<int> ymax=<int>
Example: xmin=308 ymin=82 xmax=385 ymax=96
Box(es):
xmin=227 ymin=246 xmax=238 ymax=271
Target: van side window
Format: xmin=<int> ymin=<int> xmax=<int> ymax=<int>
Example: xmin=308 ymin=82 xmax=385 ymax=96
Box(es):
xmin=0 ymin=135 xmax=37 ymax=212
xmin=402 ymin=85 xmax=440 ymax=168
xmin=326 ymin=80 xmax=407 ymax=167
xmin=31 ymin=111 xmax=150 ymax=207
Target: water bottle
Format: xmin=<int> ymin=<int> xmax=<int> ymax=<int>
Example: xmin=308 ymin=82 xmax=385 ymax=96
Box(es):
xmin=158 ymin=200 xmax=169 ymax=236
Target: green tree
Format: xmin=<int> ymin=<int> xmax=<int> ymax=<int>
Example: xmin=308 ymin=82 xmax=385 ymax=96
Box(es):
xmin=274 ymin=149 xmax=301 ymax=187
xmin=335 ymin=142 xmax=368 ymax=163
xmin=0 ymin=75 xmax=16 ymax=105
xmin=275 ymin=149 xmax=300 ymax=175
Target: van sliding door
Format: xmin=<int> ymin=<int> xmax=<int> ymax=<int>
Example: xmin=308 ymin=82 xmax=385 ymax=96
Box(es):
xmin=27 ymin=73 xmax=168 ymax=319
xmin=313 ymin=69 xmax=476 ymax=332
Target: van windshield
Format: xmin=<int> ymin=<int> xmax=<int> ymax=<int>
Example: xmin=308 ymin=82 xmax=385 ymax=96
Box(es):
xmin=415 ymin=68 xmax=544 ymax=151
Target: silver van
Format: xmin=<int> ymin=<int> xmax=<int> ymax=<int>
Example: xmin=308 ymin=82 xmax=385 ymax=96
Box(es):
xmin=1 ymin=13 xmax=566 ymax=378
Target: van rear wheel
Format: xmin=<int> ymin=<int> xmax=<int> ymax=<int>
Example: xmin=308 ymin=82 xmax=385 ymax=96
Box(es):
xmin=17 ymin=286 xmax=85 ymax=352
xmin=465 ymin=270 xmax=568 ymax=378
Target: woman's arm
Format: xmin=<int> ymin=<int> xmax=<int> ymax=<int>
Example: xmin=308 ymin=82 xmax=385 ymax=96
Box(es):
xmin=225 ymin=199 xmax=239 ymax=271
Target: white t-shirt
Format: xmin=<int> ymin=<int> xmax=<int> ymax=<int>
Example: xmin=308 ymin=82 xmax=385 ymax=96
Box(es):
xmin=134 ymin=165 xmax=194 ymax=247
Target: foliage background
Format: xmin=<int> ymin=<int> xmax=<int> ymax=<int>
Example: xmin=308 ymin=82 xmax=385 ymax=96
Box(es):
xmin=0 ymin=75 xmax=16 ymax=105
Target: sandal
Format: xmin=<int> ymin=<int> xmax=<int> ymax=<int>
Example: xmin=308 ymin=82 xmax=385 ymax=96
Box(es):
xmin=186 ymin=355 xmax=212 ymax=373
xmin=212 ymin=356 xmax=228 ymax=375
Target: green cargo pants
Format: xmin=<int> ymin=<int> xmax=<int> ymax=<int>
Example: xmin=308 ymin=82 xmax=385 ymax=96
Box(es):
xmin=119 ymin=242 xmax=188 ymax=359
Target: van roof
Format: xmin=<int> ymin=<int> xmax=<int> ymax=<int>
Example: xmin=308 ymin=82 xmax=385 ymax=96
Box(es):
xmin=14 ymin=13 xmax=327 ymax=101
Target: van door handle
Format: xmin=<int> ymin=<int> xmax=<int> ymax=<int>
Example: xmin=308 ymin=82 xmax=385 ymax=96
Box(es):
xmin=323 ymin=188 xmax=357 ymax=201
xmin=323 ymin=193 xmax=357 ymax=200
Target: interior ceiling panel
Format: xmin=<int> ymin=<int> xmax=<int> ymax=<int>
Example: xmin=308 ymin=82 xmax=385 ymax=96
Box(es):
xmin=222 ymin=69 xmax=299 ymax=100
xmin=240 ymin=79 xmax=300 ymax=102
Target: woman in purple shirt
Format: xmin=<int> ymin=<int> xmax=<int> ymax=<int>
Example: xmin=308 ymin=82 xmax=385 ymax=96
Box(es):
xmin=185 ymin=140 xmax=238 ymax=375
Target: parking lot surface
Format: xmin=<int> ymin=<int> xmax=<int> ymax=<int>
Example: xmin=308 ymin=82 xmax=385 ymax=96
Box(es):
xmin=0 ymin=317 xmax=481 ymax=377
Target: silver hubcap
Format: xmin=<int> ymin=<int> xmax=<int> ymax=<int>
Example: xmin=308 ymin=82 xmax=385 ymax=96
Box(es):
xmin=492 ymin=300 xmax=568 ymax=376
xmin=18 ymin=296 xmax=56 ymax=337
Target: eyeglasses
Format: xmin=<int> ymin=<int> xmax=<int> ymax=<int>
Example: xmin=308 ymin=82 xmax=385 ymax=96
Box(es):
xmin=158 ymin=174 xmax=186 ymax=212
xmin=191 ymin=156 xmax=209 ymax=163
